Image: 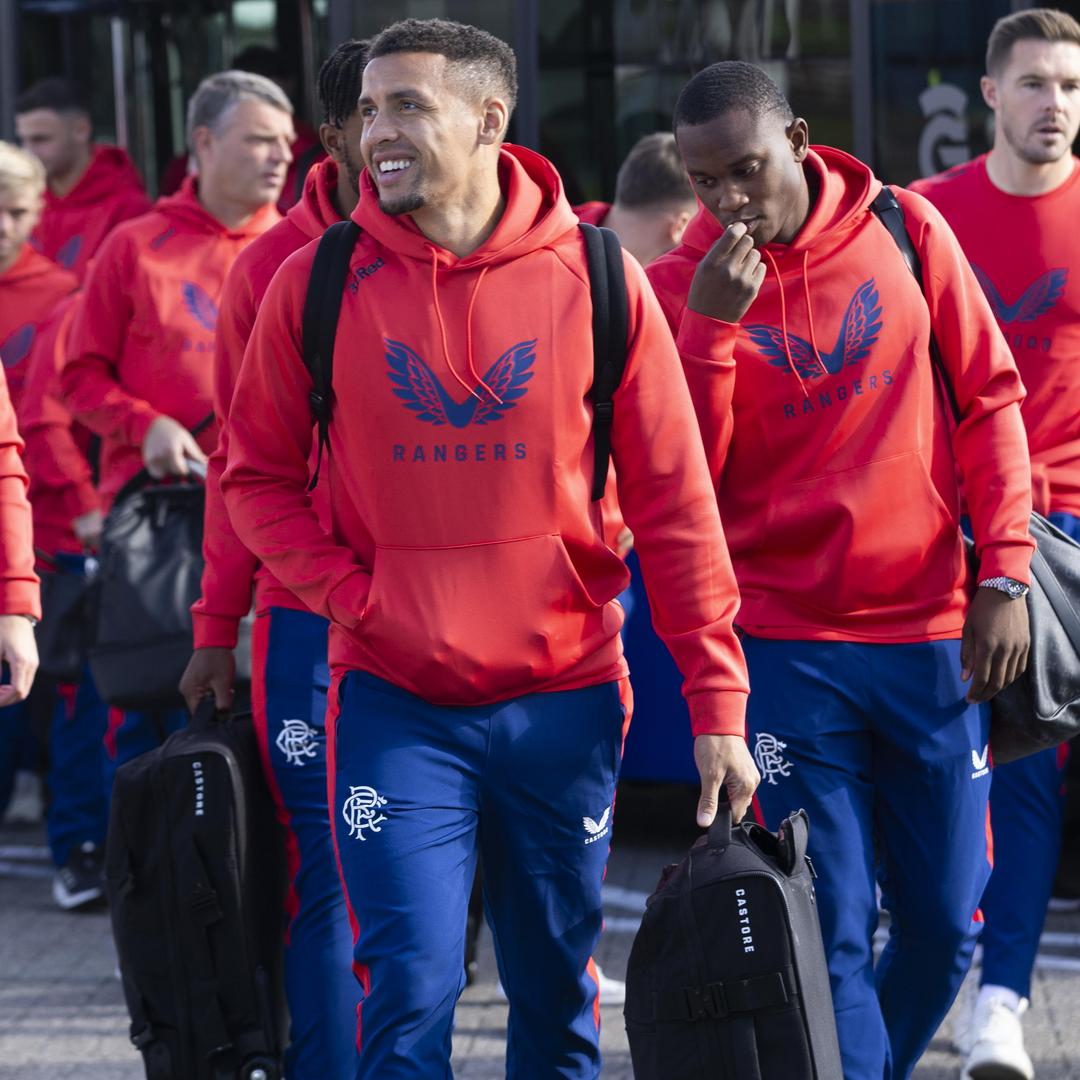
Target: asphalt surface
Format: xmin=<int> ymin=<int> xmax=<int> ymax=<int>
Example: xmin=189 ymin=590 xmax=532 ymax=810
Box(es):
xmin=1 ymin=784 xmax=1078 ymax=1078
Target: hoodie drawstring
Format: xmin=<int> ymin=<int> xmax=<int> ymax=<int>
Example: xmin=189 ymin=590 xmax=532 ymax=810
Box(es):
xmin=427 ymin=247 xmax=500 ymax=402
xmin=761 ymin=247 xmax=824 ymax=399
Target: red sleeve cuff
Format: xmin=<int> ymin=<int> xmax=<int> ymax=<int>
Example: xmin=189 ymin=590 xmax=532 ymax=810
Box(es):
xmin=676 ymin=309 xmax=740 ymax=364
xmin=687 ymin=690 xmax=748 ymax=737
xmin=0 ymin=581 xmax=42 ymax=622
xmin=191 ymin=610 xmax=242 ymax=650
xmin=977 ymin=542 xmax=1035 ymax=587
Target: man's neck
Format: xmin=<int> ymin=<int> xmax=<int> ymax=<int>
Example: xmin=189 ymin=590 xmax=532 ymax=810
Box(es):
xmin=986 ymin=144 xmax=1076 ymax=196
xmin=410 ymin=173 xmax=505 ymax=258
xmin=49 ymin=146 xmax=93 ymax=199
xmin=334 ymin=175 xmax=358 ymax=220
xmin=0 ymin=246 xmax=23 ymax=275
xmin=602 ymin=203 xmax=666 ymax=267
xmin=196 ymin=181 xmax=262 ymax=232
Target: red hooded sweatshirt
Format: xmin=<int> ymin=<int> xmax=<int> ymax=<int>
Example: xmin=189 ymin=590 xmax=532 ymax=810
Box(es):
xmin=910 ymin=156 xmax=1080 ymax=518
xmin=647 ymin=146 xmax=1034 ymax=643
xmin=0 ymin=367 xmax=40 ymax=619
xmin=61 ymin=178 xmax=280 ymax=506
xmin=21 ymin=295 xmax=99 ymax=556
xmin=192 ymin=159 xmax=342 ymax=649
xmin=222 ymin=145 xmax=749 ymax=736
xmin=574 ymin=201 xmax=611 ymax=227
xmin=0 ymin=245 xmax=77 ymax=413
xmin=32 ymin=145 xmax=152 ymax=282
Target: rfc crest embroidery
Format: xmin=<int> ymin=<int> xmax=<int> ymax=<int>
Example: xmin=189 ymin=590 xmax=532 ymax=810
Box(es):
xmin=753 ymin=733 xmax=793 ymax=786
xmin=342 ymin=785 xmax=388 ymax=840
xmin=275 ymin=718 xmax=318 ymax=767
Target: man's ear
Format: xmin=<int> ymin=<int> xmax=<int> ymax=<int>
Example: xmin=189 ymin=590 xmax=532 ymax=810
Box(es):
xmin=190 ymin=125 xmax=214 ymax=166
xmin=981 ymin=74 xmax=999 ymax=111
xmin=320 ymin=121 xmax=345 ymax=162
xmin=71 ymin=113 xmax=92 ymax=146
xmin=670 ymin=207 xmax=694 ymax=245
xmin=787 ymin=117 xmax=810 ymax=163
xmin=478 ymin=98 xmax=509 ymax=146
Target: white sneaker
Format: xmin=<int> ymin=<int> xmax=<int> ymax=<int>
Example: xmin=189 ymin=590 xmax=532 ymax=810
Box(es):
xmin=3 ymin=770 xmax=44 ymax=825
xmin=962 ymin=988 xmax=1034 ymax=1080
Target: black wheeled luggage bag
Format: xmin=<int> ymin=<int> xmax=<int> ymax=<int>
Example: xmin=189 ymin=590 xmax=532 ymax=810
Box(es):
xmin=105 ymin=699 xmax=288 ymax=1080
xmin=624 ymin=804 xmax=842 ymax=1080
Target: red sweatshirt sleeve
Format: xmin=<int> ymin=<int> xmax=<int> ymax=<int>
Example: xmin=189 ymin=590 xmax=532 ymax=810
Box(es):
xmin=221 ymin=250 xmax=373 ymax=626
xmin=898 ymin=189 xmax=1035 ymax=582
xmin=190 ymin=266 xmax=260 ymax=649
xmin=0 ymin=370 xmax=40 ymax=619
xmin=611 ymin=256 xmax=749 ymax=737
xmin=60 ymin=230 xmax=162 ymax=447
xmin=20 ymin=299 xmax=99 ymax=524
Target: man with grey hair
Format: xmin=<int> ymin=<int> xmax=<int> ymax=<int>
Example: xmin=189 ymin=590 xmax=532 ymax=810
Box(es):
xmin=61 ymin=69 xmax=293 ymax=778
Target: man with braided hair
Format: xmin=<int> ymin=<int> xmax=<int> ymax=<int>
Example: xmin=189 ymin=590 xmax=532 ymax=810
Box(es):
xmin=180 ymin=39 xmax=368 ymax=1080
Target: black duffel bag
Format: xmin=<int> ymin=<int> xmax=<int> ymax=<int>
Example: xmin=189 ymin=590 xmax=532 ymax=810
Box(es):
xmin=89 ymin=439 xmax=209 ymax=710
xmin=36 ymin=550 xmax=96 ymax=684
xmin=625 ymin=803 xmax=842 ymax=1079
xmin=989 ymin=512 xmax=1080 ymax=764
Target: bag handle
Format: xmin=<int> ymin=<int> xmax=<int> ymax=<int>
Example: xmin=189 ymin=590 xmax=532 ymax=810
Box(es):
xmin=777 ymin=808 xmax=810 ymax=875
xmin=705 ymin=792 xmax=733 ymax=848
xmin=112 ymin=411 xmax=215 ymax=507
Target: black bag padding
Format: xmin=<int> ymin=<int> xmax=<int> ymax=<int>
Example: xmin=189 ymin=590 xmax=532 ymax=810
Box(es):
xmin=89 ymin=414 xmax=214 ymax=710
xmin=106 ymin=699 xmax=287 ymax=1080
xmin=300 ymin=220 xmax=629 ymax=500
xmin=625 ymin=804 xmax=843 ymax=1080
xmin=870 ymin=186 xmax=1080 ymax=763
xmin=35 ymin=553 xmax=94 ymax=684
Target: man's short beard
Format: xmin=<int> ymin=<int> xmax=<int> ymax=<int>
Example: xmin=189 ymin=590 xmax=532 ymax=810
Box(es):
xmin=379 ymin=191 xmax=425 ymax=216
xmin=1003 ymin=119 xmax=1070 ymax=165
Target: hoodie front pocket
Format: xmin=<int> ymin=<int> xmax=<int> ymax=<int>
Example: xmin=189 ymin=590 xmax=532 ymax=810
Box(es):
xmin=358 ymin=534 xmax=621 ymax=700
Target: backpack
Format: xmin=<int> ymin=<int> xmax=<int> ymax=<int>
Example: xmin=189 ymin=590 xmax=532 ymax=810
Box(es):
xmin=105 ymin=698 xmax=288 ymax=1080
xmin=624 ymin=804 xmax=843 ymax=1079
xmin=300 ymin=220 xmax=628 ymax=499
xmin=870 ymin=186 xmax=1080 ymax=763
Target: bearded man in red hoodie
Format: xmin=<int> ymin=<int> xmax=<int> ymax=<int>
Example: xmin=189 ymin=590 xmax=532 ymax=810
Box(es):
xmin=62 ymin=69 xmax=293 ymax=785
xmin=911 ymin=11 xmax=1080 ymax=1079
xmin=646 ymin=63 xmax=1034 ymax=1080
xmin=15 ymin=78 xmax=151 ymax=282
xmin=222 ymin=18 xmax=756 ymax=1079
xmin=179 ymin=40 xmax=369 ymax=1080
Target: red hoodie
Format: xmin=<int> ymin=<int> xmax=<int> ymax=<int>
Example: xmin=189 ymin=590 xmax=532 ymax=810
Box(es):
xmin=574 ymin=201 xmax=611 ymax=227
xmin=0 ymin=367 xmax=40 ymax=619
xmin=223 ymin=145 xmax=749 ymax=736
xmin=192 ymin=159 xmax=342 ymax=649
xmin=910 ymin=156 xmax=1080 ymax=518
xmin=61 ymin=178 xmax=280 ymax=505
xmin=32 ymin=145 xmax=151 ymax=282
xmin=647 ymin=146 xmax=1034 ymax=643
xmin=21 ymin=295 xmax=99 ymax=556
xmin=0 ymin=246 xmax=77 ymax=413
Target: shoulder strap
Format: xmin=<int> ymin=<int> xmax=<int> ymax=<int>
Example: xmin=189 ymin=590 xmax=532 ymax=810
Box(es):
xmin=868 ymin=186 xmax=962 ymax=425
xmin=580 ymin=222 xmax=629 ymax=501
xmin=302 ymin=219 xmax=361 ymax=491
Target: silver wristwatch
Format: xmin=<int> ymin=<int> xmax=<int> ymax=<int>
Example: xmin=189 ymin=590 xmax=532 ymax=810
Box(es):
xmin=977 ymin=576 xmax=1029 ymax=600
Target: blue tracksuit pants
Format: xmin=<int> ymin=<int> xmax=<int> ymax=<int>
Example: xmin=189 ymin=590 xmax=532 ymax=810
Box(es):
xmin=328 ymin=672 xmax=628 ymax=1080
xmin=47 ymin=671 xmax=110 ymax=866
xmin=744 ymin=636 xmax=991 ymax=1080
xmin=978 ymin=510 xmax=1079 ymax=999
xmin=103 ymin=704 xmax=187 ymax=793
xmin=252 ymin=606 xmax=359 ymax=1080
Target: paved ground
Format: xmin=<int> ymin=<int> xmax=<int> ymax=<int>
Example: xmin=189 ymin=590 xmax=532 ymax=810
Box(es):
xmin=1 ymin=784 xmax=1078 ymax=1078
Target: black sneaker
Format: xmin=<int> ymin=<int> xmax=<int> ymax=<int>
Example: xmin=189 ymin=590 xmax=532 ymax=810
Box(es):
xmin=53 ymin=841 xmax=106 ymax=911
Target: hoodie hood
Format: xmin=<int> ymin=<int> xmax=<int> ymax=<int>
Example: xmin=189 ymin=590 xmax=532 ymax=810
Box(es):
xmin=682 ymin=146 xmax=880 ymax=260
xmin=353 ymin=143 xmax=580 ymax=269
xmin=154 ymin=176 xmax=280 ymax=240
xmin=46 ymin=144 xmax=146 ymax=209
xmin=2 ymin=244 xmax=73 ymax=284
xmin=286 ymin=157 xmax=343 ymax=240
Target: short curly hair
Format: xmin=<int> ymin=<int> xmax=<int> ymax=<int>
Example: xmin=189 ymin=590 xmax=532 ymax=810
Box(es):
xmin=367 ymin=18 xmax=517 ymax=116
xmin=674 ymin=61 xmax=794 ymax=131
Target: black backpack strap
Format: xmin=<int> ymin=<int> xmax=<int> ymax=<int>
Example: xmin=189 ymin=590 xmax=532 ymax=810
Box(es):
xmin=302 ymin=219 xmax=361 ymax=491
xmin=580 ymin=222 xmax=629 ymax=501
xmin=869 ymin=186 xmax=962 ymax=425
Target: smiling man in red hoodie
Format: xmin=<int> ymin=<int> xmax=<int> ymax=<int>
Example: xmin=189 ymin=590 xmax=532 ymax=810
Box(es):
xmin=222 ymin=18 xmax=754 ymax=1079
xmin=647 ymin=62 xmax=1035 ymax=1080
xmin=15 ymin=79 xmax=151 ymax=282
xmin=62 ymin=69 xmax=293 ymax=783
xmin=179 ymin=40 xmax=369 ymax=1080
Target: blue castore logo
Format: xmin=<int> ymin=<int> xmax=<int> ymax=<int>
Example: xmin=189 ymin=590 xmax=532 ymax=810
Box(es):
xmin=970 ymin=264 xmax=1067 ymax=324
xmin=386 ymin=338 xmax=535 ymax=428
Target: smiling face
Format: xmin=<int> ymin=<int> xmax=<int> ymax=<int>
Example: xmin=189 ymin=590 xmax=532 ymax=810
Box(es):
xmin=358 ymin=51 xmax=504 ymax=217
xmin=676 ymin=107 xmax=810 ymax=246
xmin=983 ymin=38 xmax=1080 ymax=165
